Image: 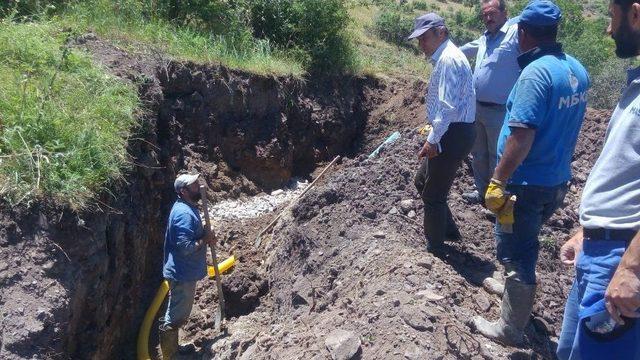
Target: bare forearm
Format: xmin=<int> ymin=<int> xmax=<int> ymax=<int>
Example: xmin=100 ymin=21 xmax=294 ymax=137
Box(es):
xmin=620 ymin=231 xmax=640 ymax=271
xmin=493 ymin=128 xmax=535 ymax=183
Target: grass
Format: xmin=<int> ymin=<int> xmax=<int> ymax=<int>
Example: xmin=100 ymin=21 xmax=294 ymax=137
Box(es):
xmin=55 ymin=1 xmax=305 ymax=77
xmin=0 ymin=19 xmax=139 ymax=209
xmin=348 ymin=3 xmax=431 ymax=79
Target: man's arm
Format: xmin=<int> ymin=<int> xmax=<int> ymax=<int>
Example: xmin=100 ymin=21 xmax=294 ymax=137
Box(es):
xmin=492 ymin=127 xmax=536 ymax=183
xmin=606 ymin=231 xmax=640 ymax=324
xmin=426 ymin=59 xmax=465 ymax=150
xmin=459 ymin=37 xmax=481 ymax=58
xmin=173 ymin=213 xmax=205 ymax=256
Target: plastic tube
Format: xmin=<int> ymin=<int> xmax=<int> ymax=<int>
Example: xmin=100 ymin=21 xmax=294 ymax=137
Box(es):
xmin=136 ymin=256 xmax=236 ymax=360
xmin=136 ymin=280 xmax=170 ymax=360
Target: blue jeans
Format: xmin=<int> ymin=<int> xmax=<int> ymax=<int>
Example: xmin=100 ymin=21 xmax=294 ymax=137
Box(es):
xmin=162 ymin=280 xmax=197 ymax=329
xmin=557 ymin=239 xmax=640 ymax=360
xmin=495 ymin=183 xmax=568 ymax=284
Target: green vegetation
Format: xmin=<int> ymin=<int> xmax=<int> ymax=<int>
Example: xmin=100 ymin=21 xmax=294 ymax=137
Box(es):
xmin=0 ymin=0 xmax=625 ymax=209
xmin=0 ymin=19 xmax=138 ymax=208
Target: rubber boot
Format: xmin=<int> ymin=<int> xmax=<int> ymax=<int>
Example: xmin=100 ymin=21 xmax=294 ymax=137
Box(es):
xmin=472 ymin=277 xmax=536 ymax=346
xmin=159 ymin=327 xmax=179 ymax=360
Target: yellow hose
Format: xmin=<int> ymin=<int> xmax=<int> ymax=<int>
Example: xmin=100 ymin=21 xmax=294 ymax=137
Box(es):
xmin=136 ymin=255 xmax=236 ymax=360
xmin=208 ymin=255 xmax=236 ymax=279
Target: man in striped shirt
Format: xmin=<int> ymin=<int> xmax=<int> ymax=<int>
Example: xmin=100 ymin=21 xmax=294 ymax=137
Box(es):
xmin=409 ymin=13 xmax=477 ymax=254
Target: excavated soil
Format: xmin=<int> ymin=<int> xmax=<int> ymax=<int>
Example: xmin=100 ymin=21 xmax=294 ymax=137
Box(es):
xmin=0 ymin=32 xmax=614 ymax=360
xmin=181 ymin=105 xmax=611 ymax=360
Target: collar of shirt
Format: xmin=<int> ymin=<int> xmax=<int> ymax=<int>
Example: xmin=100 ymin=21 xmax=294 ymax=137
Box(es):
xmin=627 ymin=66 xmax=640 ymax=86
xmin=483 ymin=20 xmax=510 ymax=39
xmin=430 ymin=39 xmax=451 ymax=65
xmin=517 ymin=42 xmax=563 ymax=69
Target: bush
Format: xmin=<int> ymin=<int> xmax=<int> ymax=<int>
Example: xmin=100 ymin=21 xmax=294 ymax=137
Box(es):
xmin=589 ymin=58 xmax=631 ymax=110
xmin=373 ymin=7 xmax=414 ymax=46
xmin=249 ymin=0 xmax=356 ymax=73
xmin=413 ymin=1 xmax=429 ymax=11
xmin=0 ymin=0 xmax=67 ymax=18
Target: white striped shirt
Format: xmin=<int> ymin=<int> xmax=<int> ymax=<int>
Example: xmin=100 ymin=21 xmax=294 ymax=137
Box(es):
xmin=425 ymin=39 xmax=476 ymax=146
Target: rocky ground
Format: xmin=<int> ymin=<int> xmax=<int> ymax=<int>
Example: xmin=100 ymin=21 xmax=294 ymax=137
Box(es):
xmin=0 ymin=31 xmax=613 ymax=359
xmin=174 ymin=82 xmax=612 ymax=360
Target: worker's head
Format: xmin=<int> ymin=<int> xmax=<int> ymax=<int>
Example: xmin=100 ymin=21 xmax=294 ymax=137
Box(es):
xmin=608 ymin=0 xmax=640 ymax=58
xmin=480 ymin=0 xmax=508 ymax=34
xmin=516 ymin=0 xmax=561 ymax=52
xmin=174 ymin=173 xmax=201 ymax=203
xmin=407 ymin=13 xmax=448 ymax=57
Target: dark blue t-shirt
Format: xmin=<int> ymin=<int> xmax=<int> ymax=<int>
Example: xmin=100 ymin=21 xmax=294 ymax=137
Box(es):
xmin=497 ymin=51 xmax=590 ymax=186
xmin=163 ymin=199 xmax=207 ymax=282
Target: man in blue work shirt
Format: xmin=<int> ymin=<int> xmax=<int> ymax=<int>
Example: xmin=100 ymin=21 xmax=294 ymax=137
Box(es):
xmin=460 ymin=0 xmax=521 ymax=204
xmin=472 ymin=0 xmax=590 ymax=346
xmin=557 ymin=0 xmax=640 ymax=358
xmin=159 ymin=173 xmax=214 ymax=359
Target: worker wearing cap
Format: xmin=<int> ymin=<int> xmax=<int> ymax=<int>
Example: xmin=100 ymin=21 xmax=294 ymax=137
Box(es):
xmin=556 ymin=0 xmax=640 ymax=358
xmin=408 ymin=13 xmax=476 ymax=254
xmin=472 ymin=0 xmax=590 ymax=345
xmin=459 ymin=0 xmax=521 ymax=205
xmin=159 ymin=173 xmax=213 ymax=359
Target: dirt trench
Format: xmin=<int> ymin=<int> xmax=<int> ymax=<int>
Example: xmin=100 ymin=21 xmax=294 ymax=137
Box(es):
xmin=0 ymin=37 xmax=389 ymax=360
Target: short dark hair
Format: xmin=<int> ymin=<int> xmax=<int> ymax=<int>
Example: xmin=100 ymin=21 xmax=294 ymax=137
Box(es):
xmin=481 ymin=0 xmax=507 ymax=12
xmin=519 ymin=22 xmax=558 ymax=41
xmin=614 ymin=0 xmax=639 ymax=12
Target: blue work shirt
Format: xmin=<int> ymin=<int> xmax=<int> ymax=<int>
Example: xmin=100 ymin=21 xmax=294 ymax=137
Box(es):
xmin=163 ymin=199 xmax=207 ymax=282
xmin=460 ymin=18 xmax=520 ymax=105
xmin=497 ymin=43 xmax=590 ymax=187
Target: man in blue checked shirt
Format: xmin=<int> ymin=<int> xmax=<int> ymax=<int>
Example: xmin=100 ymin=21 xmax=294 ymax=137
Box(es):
xmin=460 ymin=0 xmax=521 ymax=205
xmin=159 ymin=173 xmax=214 ymax=359
xmin=472 ymin=0 xmax=589 ymax=346
xmin=408 ymin=13 xmax=477 ymax=254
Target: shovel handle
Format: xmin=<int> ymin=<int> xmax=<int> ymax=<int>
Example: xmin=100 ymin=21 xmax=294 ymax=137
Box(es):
xmin=200 ymin=185 xmax=226 ymax=330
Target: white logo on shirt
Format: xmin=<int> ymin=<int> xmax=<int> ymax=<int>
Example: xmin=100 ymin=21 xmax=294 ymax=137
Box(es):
xmin=559 ymin=91 xmax=588 ymax=110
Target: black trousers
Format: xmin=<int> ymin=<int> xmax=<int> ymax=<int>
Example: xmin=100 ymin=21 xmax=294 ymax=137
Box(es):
xmin=414 ymin=122 xmax=476 ymax=249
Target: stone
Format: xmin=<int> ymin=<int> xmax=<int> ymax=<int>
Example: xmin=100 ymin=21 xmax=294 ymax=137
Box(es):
xmin=389 ymin=207 xmax=399 ymax=215
xmin=474 ymin=293 xmax=491 ymax=312
xmin=416 ymin=289 xmax=444 ymax=302
xmin=404 ymin=346 xmax=426 ymax=359
xmin=399 ymin=199 xmax=414 ymax=214
xmin=373 ymin=231 xmax=386 ymax=239
xmin=325 ymin=330 xmax=361 ymax=360
xmin=401 ymin=307 xmax=435 ymax=332
xmin=483 ymin=277 xmax=504 ymax=296
xmin=416 ymin=260 xmax=432 ymax=270
xmin=407 ymin=210 xmax=416 ymax=219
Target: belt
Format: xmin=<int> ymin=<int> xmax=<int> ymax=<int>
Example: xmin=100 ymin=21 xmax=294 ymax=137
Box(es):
xmin=583 ymin=228 xmax=637 ymax=242
xmin=477 ymin=101 xmax=504 ymax=107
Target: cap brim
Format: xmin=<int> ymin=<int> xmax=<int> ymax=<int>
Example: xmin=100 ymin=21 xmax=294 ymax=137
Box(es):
xmin=407 ymin=27 xmax=428 ymax=40
xmin=185 ymin=173 xmax=200 ymax=186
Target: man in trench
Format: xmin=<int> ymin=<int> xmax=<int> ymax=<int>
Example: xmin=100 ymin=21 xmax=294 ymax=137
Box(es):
xmin=472 ymin=0 xmax=590 ymax=346
xmin=557 ymin=0 xmax=640 ymax=358
xmin=159 ymin=173 xmax=214 ymax=359
xmin=408 ymin=13 xmax=477 ymax=254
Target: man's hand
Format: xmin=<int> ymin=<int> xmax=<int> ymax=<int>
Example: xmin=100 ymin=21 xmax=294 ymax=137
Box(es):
xmin=418 ymin=141 xmax=439 ymax=159
xmin=560 ymin=229 xmax=583 ymax=266
xmin=605 ymin=264 xmax=640 ymax=325
xmin=204 ymin=229 xmax=216 ymax=247
xmin=485 ymin=178 xmax=508 ymax=213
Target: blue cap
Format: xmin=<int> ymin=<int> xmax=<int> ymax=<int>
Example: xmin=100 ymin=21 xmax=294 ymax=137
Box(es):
xmin=407 ymin=13 xmax=445 ymax=40
xmin=517 ymin=0 xmax=562 ymax=26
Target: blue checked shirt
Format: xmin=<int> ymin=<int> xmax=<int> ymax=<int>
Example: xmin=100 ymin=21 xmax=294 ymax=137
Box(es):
xmin=425 ymin=39 xmax=476 ymax=146
xmin=460 ymin=19 xmax=520 ymax=105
